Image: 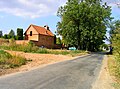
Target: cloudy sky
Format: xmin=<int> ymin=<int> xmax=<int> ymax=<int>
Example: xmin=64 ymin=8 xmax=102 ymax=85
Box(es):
xmin=0 ymin=0 xmax=120 ymax=34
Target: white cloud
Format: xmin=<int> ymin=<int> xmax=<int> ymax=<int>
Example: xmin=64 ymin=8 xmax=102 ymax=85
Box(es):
xmin=103 ymin=0 xmax=120 ymax=8
xmin=0 ymin=0 xmax=66 ymax=18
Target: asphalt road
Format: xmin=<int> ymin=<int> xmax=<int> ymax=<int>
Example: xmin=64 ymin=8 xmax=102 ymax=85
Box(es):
xmin=0 ymin=53 xmax=104 ymax=89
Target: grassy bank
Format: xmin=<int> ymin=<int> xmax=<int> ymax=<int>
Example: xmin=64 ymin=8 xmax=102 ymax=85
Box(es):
xmin=0 ymin=50 xmax=27 ymax=69
xmin=108 ymin=55 xmax=120 ymax=89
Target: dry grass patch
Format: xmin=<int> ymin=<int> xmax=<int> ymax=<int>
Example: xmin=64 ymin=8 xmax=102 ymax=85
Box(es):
xmin=108 ymin=55 xmax=116 ymax=76
xmin=108 ymin=55 xmax=120 ymax=89
xmin=0 ymin=50 xmax=27 ymax=69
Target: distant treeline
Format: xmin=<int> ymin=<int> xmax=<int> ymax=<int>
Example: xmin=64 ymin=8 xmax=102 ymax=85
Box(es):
xmin=0 ymin=28 xmax=23 ymax=40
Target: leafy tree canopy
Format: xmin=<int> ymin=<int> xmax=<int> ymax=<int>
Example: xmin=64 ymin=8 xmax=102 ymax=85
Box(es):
xmin=17 ymin=28 xmax=23 ymax=40
xmin=8 ymin=29 xmax=15 ymax=39
xmin=0 ymin=31 xmax=3 ymax=37
xmin=3 ymin=34 xmax=8 ymax=39
xmin=56 ymin=37 xmax=62 ymax=44
xmin=109 ymin=20 xmax=120 ymax=53
xmin=57 ymin=0 xmax=112 ymax=51
xmin=9 ymin=29 xmax=15 ymax=37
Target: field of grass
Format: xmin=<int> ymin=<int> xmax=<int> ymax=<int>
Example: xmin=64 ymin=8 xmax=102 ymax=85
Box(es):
xmin=0 ymin=50 xmax=27 ymax=69
xmin=0 ymin=39 xmax=87 ymax=56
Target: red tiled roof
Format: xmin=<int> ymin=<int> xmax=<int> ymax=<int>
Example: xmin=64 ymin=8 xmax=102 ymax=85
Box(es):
xmin=26 ymin=24 xmax=54 ymax=36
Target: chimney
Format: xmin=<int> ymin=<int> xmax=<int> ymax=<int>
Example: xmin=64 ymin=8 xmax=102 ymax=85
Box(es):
xmin=44 ymin=25 xmax=49 ymax=30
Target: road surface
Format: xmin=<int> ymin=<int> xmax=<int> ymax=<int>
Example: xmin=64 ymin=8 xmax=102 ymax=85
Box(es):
xmin=0 ymin=53 xmax=104 ymax=89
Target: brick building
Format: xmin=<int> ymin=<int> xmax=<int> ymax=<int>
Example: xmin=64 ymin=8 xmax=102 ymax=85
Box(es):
xmin=24 ymin=24 xmax=55 ymax=48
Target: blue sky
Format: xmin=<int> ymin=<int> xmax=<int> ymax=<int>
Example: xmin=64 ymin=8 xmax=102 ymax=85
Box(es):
xmin=0 ymin=0 xmax=120 ymax=35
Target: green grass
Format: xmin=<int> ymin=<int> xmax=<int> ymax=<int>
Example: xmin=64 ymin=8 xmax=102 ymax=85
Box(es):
xmin=112 ymin=83 xmax=120 ymax=89
xmin=0 ymin=50 xmax=27 ymax=69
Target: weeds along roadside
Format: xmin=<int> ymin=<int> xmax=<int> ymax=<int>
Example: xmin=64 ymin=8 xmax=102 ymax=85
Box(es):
xmin=0 ymin=38 xmax=87 ymax=56
xmin=108 ymin=53 xmax=120 ymax=88
xmin=0 ymin=50 xmax=27 ymax=69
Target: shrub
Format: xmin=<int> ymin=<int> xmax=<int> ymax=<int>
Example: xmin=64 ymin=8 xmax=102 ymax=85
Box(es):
xmin=0 ymin=50 xmax=12 ymax=59
xmin=6 ymin=55 xmax=26 ymax=68
xmin=0 ymin=50 xmax=27 ymax=69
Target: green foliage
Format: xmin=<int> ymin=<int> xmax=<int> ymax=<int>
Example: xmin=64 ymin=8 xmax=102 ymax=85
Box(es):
xmin=28 ymin=41 xmax=35 ymax=47
xmin=56 ymin=37 xmax=62 ymax=44
xmin=0 ymin=50 xmax=12 ymax=62
xmin=100 ymin=43 xmax=109 ymax=50
xmin=0 ymin=50 xmax=26 ymax=68
xmin=109 ymin=20 xmax=120 ymax=86
xmin=0 ymin=31 xmax=3 ymax=38
xmin=112 ymin=21 xmax=120 ymax=79
xmin=1 ymin=30 xmax=16 ymax=40
xmin=114 ymin=55 xmax=120 ymax=78
xmin=8 ymin=29 xmax=15 ymax=39
xmin=17 ymin=28 xmax=23 ymax=40
xmin=111 ymin=20 xmax=120 ymax=54
xmin=9 ymin=29 xmax=15 ymax=36
xmin=57 ymin=0 xmax=112 ymax=51
xmin=36 ymin=48 xmax=49 ymax=54
xmin=49 ymin=50 xmax=69 ymax=55
xmin=112 ymin=82 xmax=120 ymax=89
xmin=3 ymin=34 xmax=8 ymax=39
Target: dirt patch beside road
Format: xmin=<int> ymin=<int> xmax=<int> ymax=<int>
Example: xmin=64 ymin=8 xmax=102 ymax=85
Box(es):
xmin=92 ymin=55 xmax=114 ymax=89
xmin=0 ymin=50 xmax=79 ymax=76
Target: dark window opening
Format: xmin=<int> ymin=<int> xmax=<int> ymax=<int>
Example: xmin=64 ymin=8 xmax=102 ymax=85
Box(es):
xmin=30 ymin=31 xmax=32 ymax=36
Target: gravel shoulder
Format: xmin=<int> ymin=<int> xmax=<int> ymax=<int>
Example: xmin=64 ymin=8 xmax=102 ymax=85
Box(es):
xmin=92 ymin=55 xmax=114 ymax=89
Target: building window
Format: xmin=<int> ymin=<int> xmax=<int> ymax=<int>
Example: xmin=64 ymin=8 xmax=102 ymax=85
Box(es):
xmin=30 ymin=31 xmax=32 ymax=36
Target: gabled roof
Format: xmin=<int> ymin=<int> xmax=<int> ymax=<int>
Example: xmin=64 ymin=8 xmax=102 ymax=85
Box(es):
xmin=25 ymin=24 xmax=54 ymax=36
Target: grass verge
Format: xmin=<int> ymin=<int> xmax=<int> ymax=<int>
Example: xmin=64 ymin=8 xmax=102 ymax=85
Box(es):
xmin=108 ymin=55 xmax=120 ymax=89
xmin=0 ymin=50 xmax=27 ymax=69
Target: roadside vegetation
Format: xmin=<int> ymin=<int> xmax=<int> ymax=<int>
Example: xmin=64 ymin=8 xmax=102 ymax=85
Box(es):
xmin=0 ymin=38 xmax=87 ymax=57
xmin=0 ymin=50 xmax=27 ymax=69
xmin=0 ymin=28 xmax=23 ymax=40
xmin=108 ymin=20 xmax=120 ymax=88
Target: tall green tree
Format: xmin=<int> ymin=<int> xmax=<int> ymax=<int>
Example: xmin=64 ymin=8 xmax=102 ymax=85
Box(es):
xmin=109 ymin=20 xmax=120 ymax=78
xmin=17 ymin=28 xmax=23 ymax=40
xmin=110 ymin=20 xmax=120 ymax=53
xmin=0 ymin=31 xmax=3 ymax=38
xmin=3 ymin=34 xmax=8 ymax=39
xmin=8 ymin=29 xmax=15 ymax=39
xmin=57 ymin=0 xmax=112 ymax=51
